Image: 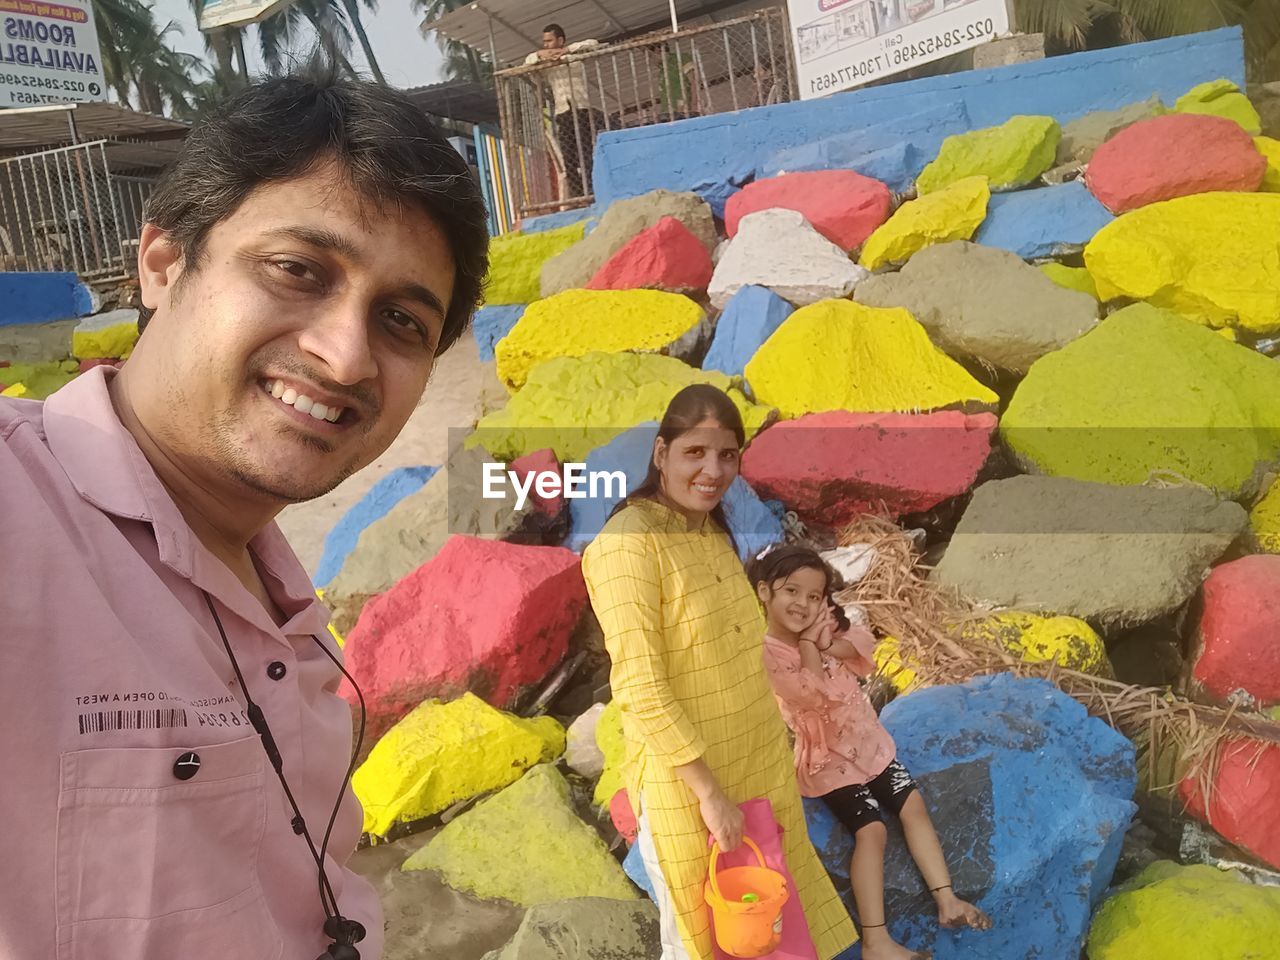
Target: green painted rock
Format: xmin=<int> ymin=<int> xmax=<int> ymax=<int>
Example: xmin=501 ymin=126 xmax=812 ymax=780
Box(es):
xmin=353 ymin=693 xmax=565 ymax=837
xmin=481 ymin=898 xmax=659 ymax=960
xmin=1087 ymin=861 xmax=1280 ymax=960
xmin=1003 ymin=304 xmax=1280 ymax=498
xmin=540 ymin=190 xmax=717 ymax=297
xmin=1257 ymin=136 xmax=1280 ymax=192
xmin=495 ymin=289 xmax=707 ymax=391
xmin=0 ymin=359 xmax=78 ymax=399
xmin=859 ymin=176 xmax=989 ymax=270
xmin=917 ymin=116 xmax=1060 ymax=194
xmin=592 ymin=699 xmax=626 ymax=807
xmin=403 ymin=764 xmax=639 ymax=906
xmin=1174 ymin=78 xmax=1262 ymax=135
xmin=1038 ymin=263 xmax=1098 ymax=299
xmin=470 ymin=351 xmax=772 ymax=462
xmin=486 ymin=223 xmax=587 ymax=305
xmin=744 ymin=299 xmax=997 ymax=419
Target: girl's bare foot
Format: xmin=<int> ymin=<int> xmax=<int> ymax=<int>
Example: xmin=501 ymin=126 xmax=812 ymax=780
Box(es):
xmin=934 ymin=889 xmax=993 ymax=930
xmin=860 ymin=926 xmax=932 ymax=960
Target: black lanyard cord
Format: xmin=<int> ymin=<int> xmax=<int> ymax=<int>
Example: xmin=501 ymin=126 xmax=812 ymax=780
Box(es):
xmin=201 ymin=589 xmax=367 ymax=937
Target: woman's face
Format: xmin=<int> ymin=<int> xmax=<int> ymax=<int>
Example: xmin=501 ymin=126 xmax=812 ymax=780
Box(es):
xmin=653 ymin=417 xmax=741 ymax=520
xmin=757 ymin=567 xmax=828 ymax=637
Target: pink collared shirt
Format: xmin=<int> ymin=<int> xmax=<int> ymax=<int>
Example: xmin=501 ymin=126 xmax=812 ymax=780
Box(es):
xmin=0 ymin=367 xmax=383 ymax=960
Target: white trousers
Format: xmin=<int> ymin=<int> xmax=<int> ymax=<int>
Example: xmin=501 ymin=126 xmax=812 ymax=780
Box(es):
xmin=636 ymin=799 xmax=695 ymax=960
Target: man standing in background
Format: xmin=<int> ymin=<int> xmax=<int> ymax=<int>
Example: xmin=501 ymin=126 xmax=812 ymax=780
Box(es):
xmin=526 ymin=23 xmax=605 ymax=198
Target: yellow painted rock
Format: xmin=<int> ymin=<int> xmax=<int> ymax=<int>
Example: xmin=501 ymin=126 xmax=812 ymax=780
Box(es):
xmin=485 ymin=222 xmax=587 ymax=305
xmin=1 ymin=383 xmax=27 ymax=398
xmin=1039 ymin=263 xmax=1098 ymax=300
xmin=353 ymin=693 xmax=565 ymax=837
xmin=0 ymin=360 xmax=78 ymax=400
xmin=744 ymin=300 xmax=997 ymax=419
xmin=1002 ymin=303 xmax=1280 ymax=498
xmin=917 ymin=116 xmax=1060 ymax=195
xmin=874 ymin=636 xmax=925 ymax=694
xmin=963 ymin=611 xmax=1111 ymax=676
xmin=1174 ymin=78 xmax=1262 ymax=135
xmin=72 ymin=309 xmax=139 ymax=360
xmin=592 ymin=699 xmax=627 ymax=807
xmin=469 ymin=351 xmax=772 ymax=462
xmin=1256 ymin=136 xmax=1280 ymax=192
xmin=1252 ymin=478 xmax=1280 ymax=554
xmin=859 ymin=176 xmax=990 ymax=270
xmin=1086 ymin=861 xmax=1280 ymax=960
xmin=1085 ymin=192 xmax=1280 ymax=335
xmin=495 ymin=289 xmax=707 ymax=392
xmin=402 ymin=763 xmax=638 ymax=906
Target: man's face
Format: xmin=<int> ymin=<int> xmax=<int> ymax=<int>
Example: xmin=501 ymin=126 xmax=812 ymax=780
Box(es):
xmin=131 ymin=161 xmax=456 ymax=505
xmin=542 ymin=31 xmax=565 ymax=50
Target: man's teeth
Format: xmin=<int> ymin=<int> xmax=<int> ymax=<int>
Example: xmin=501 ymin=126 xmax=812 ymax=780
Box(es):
xmin=267 ymin=380 xmax=342 ymax=422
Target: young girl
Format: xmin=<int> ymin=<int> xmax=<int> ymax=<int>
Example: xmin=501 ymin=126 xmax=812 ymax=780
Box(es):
xmin=747 ymin=544 xmax=992 ymax=960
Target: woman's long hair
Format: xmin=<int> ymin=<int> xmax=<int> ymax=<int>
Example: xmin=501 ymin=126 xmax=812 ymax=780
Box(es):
xmin=608 ymin=384 xmax=745 ymax=548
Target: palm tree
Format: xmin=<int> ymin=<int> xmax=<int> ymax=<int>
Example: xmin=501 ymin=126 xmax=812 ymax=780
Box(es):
xmin=341 ymin=0 xmax=387 ymax=83
xmin=93 ymin=0 xmax=161 ymax=104
xmin=413 ymin=0 xmax=491 ymax=82
xmin=93 ymin=0 xmax=207 ymax=115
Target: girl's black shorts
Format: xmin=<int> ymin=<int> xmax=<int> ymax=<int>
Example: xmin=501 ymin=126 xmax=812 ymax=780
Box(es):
xmin=820 ymin=759 xmax=918 ymax=834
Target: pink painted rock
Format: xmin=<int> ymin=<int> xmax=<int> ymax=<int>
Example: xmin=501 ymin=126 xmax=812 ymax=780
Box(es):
xmin=510 ymin=447 xmax=564 ymax=518
xmin=340 ymin=535 xmax=587 ymax=740
xmin=1085 ymin=113 xmax=1266 ymax=213
xmin=1180 ymin=739 xmax=1280 ymax=870
xmin=741 ymin=410 xmax=998 ymax=528
xmin=725 ymin=170 xmax=892 ymax=251
xmin=610 ymin=788 xmax=637 ymax=846
xmin=1189 ymin=554 xmax=1280 ymax=707
xmin=585 ymin=216 xmax=713 ymax=294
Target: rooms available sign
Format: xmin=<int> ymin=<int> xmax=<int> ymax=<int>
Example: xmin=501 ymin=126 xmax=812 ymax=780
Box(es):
xmin=787 ymin=0 xmax=1011 ymax=99
xmin=0 ymin=0 xmax=105 ymax=108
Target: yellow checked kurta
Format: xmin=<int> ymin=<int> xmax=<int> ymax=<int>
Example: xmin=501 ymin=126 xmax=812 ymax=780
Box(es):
xmin=582 ymin=498 xmax=857 ymax=960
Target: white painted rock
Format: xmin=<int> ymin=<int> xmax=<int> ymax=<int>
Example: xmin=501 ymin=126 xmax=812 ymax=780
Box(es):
xmin=564 ymin=702 xmax=607 ymax=779
xmin=709 ymin=208 xmax=868 ymax=309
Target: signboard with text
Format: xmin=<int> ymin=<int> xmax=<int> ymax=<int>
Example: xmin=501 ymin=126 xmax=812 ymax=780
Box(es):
xmin=197 ymin=0 xmax=295 ymax=31
xmin=787 ymin=0 xmax=1011 ymax=99
xmin=0 ymin=0 xmax=105 ymax=108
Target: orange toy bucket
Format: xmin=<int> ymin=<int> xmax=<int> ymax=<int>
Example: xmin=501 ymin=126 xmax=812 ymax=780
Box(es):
xmin=704 ymin=837 xmax=790 ymax=958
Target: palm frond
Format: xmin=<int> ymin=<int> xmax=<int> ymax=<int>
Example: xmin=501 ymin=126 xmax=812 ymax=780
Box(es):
xmin=1014 ymin=0 xmax=1108 ymax=49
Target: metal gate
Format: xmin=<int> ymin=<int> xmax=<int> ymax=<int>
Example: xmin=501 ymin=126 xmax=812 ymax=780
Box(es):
xmin=0 ymin=140 xmax=152 ymax=278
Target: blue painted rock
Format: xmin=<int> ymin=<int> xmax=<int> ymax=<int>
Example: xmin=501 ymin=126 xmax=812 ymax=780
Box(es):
xmin=473 ymin=304 xmax=526 ymax=362
xmin=975 ymin=181 xmax=1113 ymax=260
xmin=703 ymin=285 xmax=795 ymax=380
xmin=806 ymin=674 xmax=1136 ymax=960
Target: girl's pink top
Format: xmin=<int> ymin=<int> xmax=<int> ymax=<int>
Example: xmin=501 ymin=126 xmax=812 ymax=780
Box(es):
xmin=761 ymin=627 xmax=896 ymax=797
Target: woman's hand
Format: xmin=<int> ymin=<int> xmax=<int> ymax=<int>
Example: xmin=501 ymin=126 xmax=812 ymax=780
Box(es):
xmin=698 ymin=786 xmax=745 ymax=852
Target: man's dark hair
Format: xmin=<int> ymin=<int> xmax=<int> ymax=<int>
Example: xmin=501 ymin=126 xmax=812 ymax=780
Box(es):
xmin=543 ymin=23 xmax=566 ymax=40
xmin=138 ymin=69 xmax=490 ymax=354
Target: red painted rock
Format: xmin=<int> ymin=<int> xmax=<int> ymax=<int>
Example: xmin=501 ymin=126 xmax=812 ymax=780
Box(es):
xmin=741 ymin=409 xmax=998 ymax=528
xmin=510 ymin=447 xmax=564 ymax=518
xmin=725 ymin=170 xmax=892 ymax=251
xmin=1180 ymin=739 xmax=1280 ymax=870
xmin=585 ymin=216 xmax=713 ymax=294
xmin=78 ymin=358 xmax=123 ymax=374
xmin=340 ymin=535 xmax=588 ymax=740
xmin=1085 ymin=113 xmax=1266 ymax=214
xmin=610 ymin=788 xmax=637 ymax=846
xmin=1189 ymin=554 xmax=1280 ymax=707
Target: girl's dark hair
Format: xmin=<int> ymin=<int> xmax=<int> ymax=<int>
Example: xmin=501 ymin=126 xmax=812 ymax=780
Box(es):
xmin=746 ymin=544 xmax=851 ymax=633
xmin=608 ymin=384 xmax=745 ymax=547
xmin=139 ymin=68 xmax=490 ymax=353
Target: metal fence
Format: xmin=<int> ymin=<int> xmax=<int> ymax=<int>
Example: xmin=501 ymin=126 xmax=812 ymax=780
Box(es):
xmin=0 ymin=140 xmax=153 ymax=278
xmin=495 ymin=7 xmax=796 ymax=219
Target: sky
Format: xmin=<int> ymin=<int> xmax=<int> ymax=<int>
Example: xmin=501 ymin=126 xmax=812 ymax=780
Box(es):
xmin=151 ymin=0 xmax=450 ymax=90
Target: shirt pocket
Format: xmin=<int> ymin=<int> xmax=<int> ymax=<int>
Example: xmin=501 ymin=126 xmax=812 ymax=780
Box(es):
xmin=55 ymin=735 xmax=283 ymax=960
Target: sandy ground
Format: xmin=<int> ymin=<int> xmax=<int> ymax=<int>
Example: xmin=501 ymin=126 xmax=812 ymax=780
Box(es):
xmin=276 ymin=335 xmax=501 ymax=578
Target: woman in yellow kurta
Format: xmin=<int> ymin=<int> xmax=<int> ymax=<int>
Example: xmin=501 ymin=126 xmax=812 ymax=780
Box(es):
xmin=582 ymin=384 xmax=857 ymax=960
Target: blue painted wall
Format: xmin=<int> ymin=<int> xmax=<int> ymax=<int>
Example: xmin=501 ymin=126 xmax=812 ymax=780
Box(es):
xmin=0 ymin=273 xmax=96 ymax=327
xmin=591 ymin=28 xmax=1246 ymax=208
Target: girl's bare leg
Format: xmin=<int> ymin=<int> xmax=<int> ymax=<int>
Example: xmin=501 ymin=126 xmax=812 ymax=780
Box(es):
xmin=851 ymin=820 xmax=932 ymax=960
xmin=896 ymin=791 xmax=993 ymax=931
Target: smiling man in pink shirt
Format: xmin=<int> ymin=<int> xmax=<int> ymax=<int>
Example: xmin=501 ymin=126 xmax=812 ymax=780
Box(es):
xmin=0 ymin=71 xmax=488 ymax=959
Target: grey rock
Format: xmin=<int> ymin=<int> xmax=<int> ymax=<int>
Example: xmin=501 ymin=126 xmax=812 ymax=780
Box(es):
xmin=481 ymin=897 xmax=660 ymax=960
xmin=1057 ymin=96 xmax=1165 ymax=165
xmin=853 ymin=241 xmax=1098 ymax=373
xmin=933 ymin=475 xmax=1247 ymax=627
xmin=0 ymin=318 xmax=75 ymax=363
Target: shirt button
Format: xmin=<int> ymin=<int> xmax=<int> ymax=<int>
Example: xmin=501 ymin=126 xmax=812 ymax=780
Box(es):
xmin=734 ymin=625 xmax=742 ymax=633
xmin=267 ymin=661 xmax=287 ymax=681
xmin=173 ymin=752 xmax=201 ymax=781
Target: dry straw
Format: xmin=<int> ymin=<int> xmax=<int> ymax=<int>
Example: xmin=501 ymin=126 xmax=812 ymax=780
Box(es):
xmin=831 ymin=513 xmax=1280 ymax=805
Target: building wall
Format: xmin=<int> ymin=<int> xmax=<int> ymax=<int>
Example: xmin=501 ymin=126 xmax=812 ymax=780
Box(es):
xmin=0 ymin=272 xmax=96 ymax=327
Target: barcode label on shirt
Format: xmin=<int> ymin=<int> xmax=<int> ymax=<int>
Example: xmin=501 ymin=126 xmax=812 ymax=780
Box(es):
xmin=78 ymin=708 xmax=189 ymax=735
